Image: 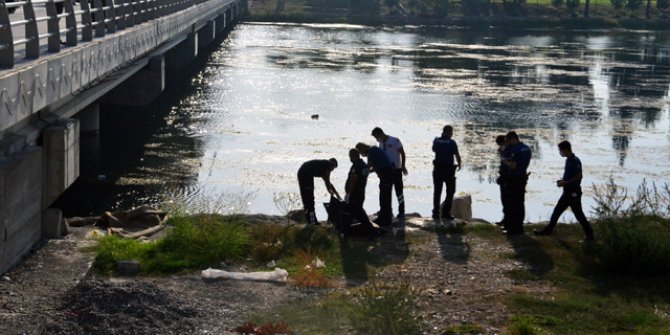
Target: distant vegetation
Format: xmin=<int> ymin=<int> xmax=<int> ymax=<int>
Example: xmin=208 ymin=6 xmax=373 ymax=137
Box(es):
xmin=249 ymin=0 xmax=670 ymax=24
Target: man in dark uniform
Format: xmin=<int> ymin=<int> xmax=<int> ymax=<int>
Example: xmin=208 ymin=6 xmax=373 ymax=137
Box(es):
xmin=495 ymin=135 xmax=510 ymax=227
xmin=534 ymin=141 xmax=594 ymax=241
xmin=432 ymin=125 xmax=462 ymax=221
xmin=343 ymin=148 xmax=378 ymax=237
xmin=297 ymin=158 xmax=340 ymax=225
xmin=355 ymin=142 xmax=394 ymax=227
xmin=502 ymin=131 xmax=531 ymax=235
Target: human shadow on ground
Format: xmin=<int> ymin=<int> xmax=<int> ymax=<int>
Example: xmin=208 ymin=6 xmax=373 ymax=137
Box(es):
xmin=506 ymin=233 xmax=555 ymax=276
xmin=338 ymin=218 xmax=409 ymax=287
xmin=435 ymin=221 xmax=470 ymax=265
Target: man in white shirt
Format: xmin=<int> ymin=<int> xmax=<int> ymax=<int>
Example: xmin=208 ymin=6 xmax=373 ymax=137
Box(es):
xmin=371 ymin=127 xmax=408 ymax=219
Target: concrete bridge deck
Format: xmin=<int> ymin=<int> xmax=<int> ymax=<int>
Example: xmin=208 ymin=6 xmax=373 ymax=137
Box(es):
xmin=0 ymin=0 xmax=248 ymax=274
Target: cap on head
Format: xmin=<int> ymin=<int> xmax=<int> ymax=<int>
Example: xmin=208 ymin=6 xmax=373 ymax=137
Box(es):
xmin=371 ymin=127 xmax=384 ymax=137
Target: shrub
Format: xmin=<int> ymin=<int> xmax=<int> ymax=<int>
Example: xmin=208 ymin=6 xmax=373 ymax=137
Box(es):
xmin=611 ymin=0 xmax=624 ymax=9
xmin=565 ymin=0 xmax=580 ymax=15
xmin=592 ymin=179 xmax=670 ymax=275
xmin=349 ymin=283 xmax=420 ymax=335
xmin=659 ymin=0 xmax=670 ymax=9
xmin=595 ymin=215 xmax=670 ymax=275
xmin=626 ymin=0 xmax=643 ymax=10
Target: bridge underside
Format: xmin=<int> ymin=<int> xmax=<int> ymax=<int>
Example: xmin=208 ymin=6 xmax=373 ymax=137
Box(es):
xmin=0 ymin=0 xmax=246 ymax=274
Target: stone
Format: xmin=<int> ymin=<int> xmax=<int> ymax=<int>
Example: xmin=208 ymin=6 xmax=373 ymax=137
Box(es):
xmin=41 ymin=208 xmax=63 ymax=239
xmin=117 ymin=260 xmax=141 ymax=276
xmin=450 ymin=195 xmax=472 ymax=221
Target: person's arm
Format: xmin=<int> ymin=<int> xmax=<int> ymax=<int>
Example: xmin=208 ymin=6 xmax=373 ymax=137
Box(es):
xmin=558 ymin=172 xmax=582 ymax=187
xmin=399 ymin=146 xmax=408 ymax=175
xmin=455 ymin=152 xmax=462 ymax=171
xmin=345 ymin=174 xmax=357 ymax=195
xmin=323 ymin=172 xmax=340 ymax=198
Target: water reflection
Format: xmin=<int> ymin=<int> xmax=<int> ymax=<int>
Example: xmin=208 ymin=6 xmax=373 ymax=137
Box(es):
xmin=57 ymin=23 xmax=670 ymax=222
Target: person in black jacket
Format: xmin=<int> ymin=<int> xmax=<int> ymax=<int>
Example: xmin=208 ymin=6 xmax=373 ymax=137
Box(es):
xmin=298 ymin=158 xmax=339 ymax=225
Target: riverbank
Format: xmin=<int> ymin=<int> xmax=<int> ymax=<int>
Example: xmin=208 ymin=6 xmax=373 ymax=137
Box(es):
xmin=247 ymin=13 xmax=670 ymax=30
xmin=2 ymin=213 xmax=670 ymax=334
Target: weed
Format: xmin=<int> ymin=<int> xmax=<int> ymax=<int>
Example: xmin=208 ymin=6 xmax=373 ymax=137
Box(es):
xmin=231 ymin=321 xmax=292 ymax=335
xmin=506 ymin=316 xmax=539 ymax=335
xmin=349 ymin=282 xmax=421 ymax=335
xmin=273 ymin=192 xmax=301 ymax=225
xmin=442 ymin=323 xmax=485 ymax=334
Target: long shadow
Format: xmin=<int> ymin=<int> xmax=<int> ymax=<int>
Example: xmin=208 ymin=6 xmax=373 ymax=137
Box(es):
xmin=338 ymin=218 xmax=409 ymax=287
xmin=506 ymin=234 xmax=555 ymax=276
xmin=435 ymin=222 xmax=470 ymax=265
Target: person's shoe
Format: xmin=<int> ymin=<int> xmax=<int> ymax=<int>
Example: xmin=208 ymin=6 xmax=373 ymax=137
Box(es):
xmin=431 ymin=212 xmax=440 ymax=220
xmin=442 ymin=215 xmax=455 ymax=221
xmin=494 ymin=220 xmax=505 ymax=226
xmin=533 ymin=229 xmax=552 ymax=236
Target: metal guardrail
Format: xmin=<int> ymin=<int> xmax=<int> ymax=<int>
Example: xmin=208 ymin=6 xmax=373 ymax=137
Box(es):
xmin=0 ymin=0 xmax=212 ymax=68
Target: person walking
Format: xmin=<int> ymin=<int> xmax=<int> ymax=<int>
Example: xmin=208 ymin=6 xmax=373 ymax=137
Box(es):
xmin=355 ymin=142 xmax=394 ymax=227
xmin=501 ymin=131 xmax=532 ymax=235
xmin=431 ymin=125 xmax=462 ymax=221
xmin=297 ymin=158 xmax=340 ymax=225
xmin=371 ymin=127 xmax=407 ymax=218
xmin=534 ymin=141 xmax=594 ymax=241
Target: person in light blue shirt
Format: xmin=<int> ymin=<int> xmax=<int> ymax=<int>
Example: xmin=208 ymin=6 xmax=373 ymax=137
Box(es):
xmin=431 ymin=125 xmax=462 ymax=221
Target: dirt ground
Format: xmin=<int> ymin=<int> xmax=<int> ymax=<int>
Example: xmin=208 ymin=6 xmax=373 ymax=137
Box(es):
xmin=0 ymin=217 xmax=552 ymax=335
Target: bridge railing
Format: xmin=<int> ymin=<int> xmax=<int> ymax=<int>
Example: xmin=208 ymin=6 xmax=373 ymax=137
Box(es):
xmin=0 ymin=0 xmax=213 ymax=68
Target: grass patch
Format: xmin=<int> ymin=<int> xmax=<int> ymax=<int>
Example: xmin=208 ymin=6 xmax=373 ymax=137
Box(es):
xmin=249 ymin=283 xmax=420 ymax=335
xmin=443 ymin=323 xmax=485 ymax=334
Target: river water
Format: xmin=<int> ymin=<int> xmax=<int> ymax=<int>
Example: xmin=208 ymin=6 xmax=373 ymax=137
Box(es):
xmin=57 ymin=23 xmax=670 ymax=223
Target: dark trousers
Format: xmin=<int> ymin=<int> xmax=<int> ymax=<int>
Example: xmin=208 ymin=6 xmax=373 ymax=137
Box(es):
xmin=348 ymin=196 xmax=377 ymax=235
xmin=377 ymin=168 xmax=394 ymax=226
xmin=504 ymin=176 xmax=527 ymax=234
xmin=498 ymin=180 xmax=509 ymax=224
xmin=545 ymin=190 xmax=594 ymax=238
xmin=298 ymin=173 xmax=317 ymax=224
xmin=433 ymin=165 xmax=456 ymax=218
xmin=392 ymin=169 xmax=405 ymax=216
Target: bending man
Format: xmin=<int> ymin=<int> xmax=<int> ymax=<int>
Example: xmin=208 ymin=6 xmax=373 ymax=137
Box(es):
xmin=297 ymin=158 xmax=340 ymax=225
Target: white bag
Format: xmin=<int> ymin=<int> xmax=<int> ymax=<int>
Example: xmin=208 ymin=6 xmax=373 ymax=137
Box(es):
xmin=201 ymin=267 xmax=288 ymax=283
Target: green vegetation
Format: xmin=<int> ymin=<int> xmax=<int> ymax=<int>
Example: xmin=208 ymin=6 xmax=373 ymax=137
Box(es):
xmin=249 ymin=0 xmax=670 ymax=24
xmin=442 ymin=323 xmax=485 ymax=334
xmin=248 ymin=283 xmax=420 ymax=335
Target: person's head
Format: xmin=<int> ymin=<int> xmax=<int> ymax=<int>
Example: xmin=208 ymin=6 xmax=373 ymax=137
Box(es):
xmin=442 ymin=125 xmax=453 ymax=138
xmin=329 ymin=158 xmax=338 ymax=170
xmin=505 ymin=131 xmax=520 ymax=145
xmin=496 ymin=135 xmax=506 ymax=146
xmin=355 ymin=142 xmax=370 ymax=156
xmin=557 ymin=140 xmax=572 ymax=157
xmin=371 ymin=127 xmax=385 ymax=141
xmin=349 ymin=148 xmax=360 ymax=163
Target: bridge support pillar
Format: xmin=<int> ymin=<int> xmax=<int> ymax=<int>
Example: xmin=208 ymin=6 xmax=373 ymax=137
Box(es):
xmin=102 ymin=56 xmax=166 ymax=106
xmin=0 ymin=147 xmax=43 ymax=274
xmin=42 ymin=119 xmax=80 ymax=208
xmin=77 ymin=104 xmax=100 ymax=134
xmin=215 ymin=13 xmax=226 ymax=35
xmin=166 ymin=31 xmax=198 ymax=71
xmin=198 ymin=20 xmax=216 ymax=51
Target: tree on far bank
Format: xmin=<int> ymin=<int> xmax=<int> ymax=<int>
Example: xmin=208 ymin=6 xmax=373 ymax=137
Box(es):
xmin=584 ymin=0 xmax=590 ymax=17
xmin=626 ymin=0 xmax=643 ymax=11
xmin=566 ymin=0 xmax=580 ymax=16
xmin=611 ymin=0 xmax=624 ymax=9
xmin=659 ymin=0 xmax=670 ymax=9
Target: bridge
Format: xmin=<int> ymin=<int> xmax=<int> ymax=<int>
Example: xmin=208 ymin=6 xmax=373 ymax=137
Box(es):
xmin=0 ymin=0 xmax=247 ymax=273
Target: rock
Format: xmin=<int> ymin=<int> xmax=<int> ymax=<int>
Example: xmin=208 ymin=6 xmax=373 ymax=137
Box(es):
xmin=447 ymin=195 xmax=472 ymax=221
xmin=2 ymin=276 xmax=9 ymax=282
xmin=117 ymin=260 xmax=141 ymax=276
xmin=287 ymin=210 xmax=305 ymax=223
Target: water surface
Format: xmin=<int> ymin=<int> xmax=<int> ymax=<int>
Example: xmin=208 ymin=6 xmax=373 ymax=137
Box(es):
xmin=58 ymin=23 xmax=670 ymax=223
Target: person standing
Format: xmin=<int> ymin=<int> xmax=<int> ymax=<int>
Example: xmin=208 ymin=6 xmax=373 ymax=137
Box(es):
xmin=432 ymin=125 xmax=462 ymax=221
xmin=534 ymin=141 xmax=594 ymax=241
xmin=501 ymin=131 xmax=532 ymax=235
xmin=495 ymin=135 xmax=510 ymax=227
xmin=355 ymin=142 xmax=394 ymax=227
xmin=297 ymin=158 xmax=340 ymax=225
xmin=371 ymin=127 xmax=408 ymax=219
xmin=343 ymin=148 xmax=377 ymax=237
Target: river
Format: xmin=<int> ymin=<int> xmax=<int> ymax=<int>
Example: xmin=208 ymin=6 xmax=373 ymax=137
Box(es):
xmin=56 ymin=23 xmax=670 ymax=223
